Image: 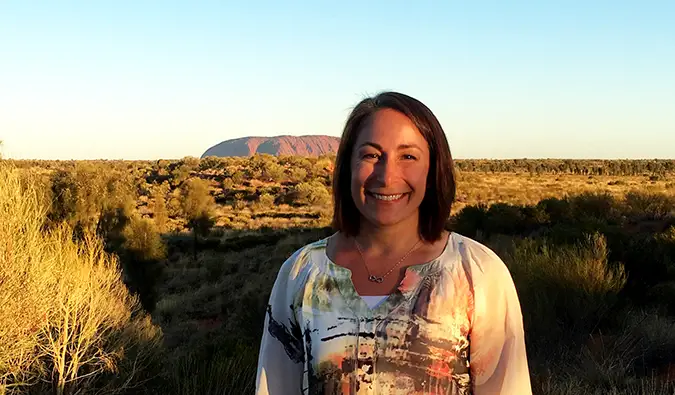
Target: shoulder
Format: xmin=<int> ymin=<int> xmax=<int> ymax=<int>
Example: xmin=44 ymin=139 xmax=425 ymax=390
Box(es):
xmin=275 ymin=237 xmax=327 ymax=283
xmin=450 ymin=232 xmax=513 ymax=282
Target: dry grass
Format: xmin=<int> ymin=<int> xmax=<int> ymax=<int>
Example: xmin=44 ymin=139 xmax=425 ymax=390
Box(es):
xmin=453 ymin=172 xmax=675 ymax=214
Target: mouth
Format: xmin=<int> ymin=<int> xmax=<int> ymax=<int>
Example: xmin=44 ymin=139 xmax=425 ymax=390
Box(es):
xmin=366 ymin=191 xmax=410 ymax=202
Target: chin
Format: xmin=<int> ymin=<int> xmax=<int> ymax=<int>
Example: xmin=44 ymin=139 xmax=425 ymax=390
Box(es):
xmin=362 ymin=212 xmax=418 ymax=229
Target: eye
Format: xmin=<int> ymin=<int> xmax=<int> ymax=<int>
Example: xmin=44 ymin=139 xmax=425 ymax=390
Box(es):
xmin=362 ymin=153 xmax=379 ymax=160
xmin=402 ymin=154 xmax=417 ymax=160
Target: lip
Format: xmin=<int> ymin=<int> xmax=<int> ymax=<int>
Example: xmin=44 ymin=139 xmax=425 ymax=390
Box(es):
xmin=365 ymin=191 xmax=410 ymax=202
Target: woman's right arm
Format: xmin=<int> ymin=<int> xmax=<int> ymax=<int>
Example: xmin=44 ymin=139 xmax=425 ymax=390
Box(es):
xmin=255 ymin=252 xmax=306 ymax=395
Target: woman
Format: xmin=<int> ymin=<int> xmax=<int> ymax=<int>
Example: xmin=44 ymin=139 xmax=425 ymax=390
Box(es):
xmin=256 ymin=92 xmax=531 ymax=394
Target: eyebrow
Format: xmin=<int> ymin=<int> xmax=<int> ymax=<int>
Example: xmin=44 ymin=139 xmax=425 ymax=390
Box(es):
xmin=358 ymin=142 xmax=422 ymax=151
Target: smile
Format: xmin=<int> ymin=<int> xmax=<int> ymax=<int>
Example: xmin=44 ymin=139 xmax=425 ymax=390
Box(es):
xmin=368 ymin=192 xmax=408 ymax=201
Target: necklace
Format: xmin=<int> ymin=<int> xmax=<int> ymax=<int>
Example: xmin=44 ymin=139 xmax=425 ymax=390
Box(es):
xmin=353 ymin=237 xmax=421 ymax=283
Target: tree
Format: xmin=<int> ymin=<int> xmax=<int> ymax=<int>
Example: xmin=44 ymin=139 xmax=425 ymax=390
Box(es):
xmin=180 ymin=178 xmax=216 ymax=258
xmin=47 ymin=163 xmax=136 ymax=246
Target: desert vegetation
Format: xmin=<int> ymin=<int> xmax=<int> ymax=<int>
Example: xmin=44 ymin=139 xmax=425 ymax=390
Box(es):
xmin=1 ymin=156 xmax=675 ymax=394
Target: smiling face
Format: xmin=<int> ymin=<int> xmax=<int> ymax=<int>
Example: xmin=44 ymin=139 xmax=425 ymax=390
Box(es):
xmin=350 ymin=108 xmax=431 ymax=231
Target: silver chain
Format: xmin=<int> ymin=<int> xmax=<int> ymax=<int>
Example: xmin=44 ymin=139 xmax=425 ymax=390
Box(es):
xmin=353 ymin=237 xmax=421 ymax=283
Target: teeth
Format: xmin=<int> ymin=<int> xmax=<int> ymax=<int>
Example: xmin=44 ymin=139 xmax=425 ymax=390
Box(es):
xmin=372 ymin=193 xmax=404 ymax=201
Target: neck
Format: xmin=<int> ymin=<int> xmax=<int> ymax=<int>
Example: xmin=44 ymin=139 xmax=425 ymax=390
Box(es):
xmin=354 ymin=215 xmax=421 ymax=256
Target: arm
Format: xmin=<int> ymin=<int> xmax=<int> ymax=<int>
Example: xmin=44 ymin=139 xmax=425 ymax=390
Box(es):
xmin=256 ymin=253 xmax=305 ymax=395
xmin=469 ymin=248 xmax=532 ymax=395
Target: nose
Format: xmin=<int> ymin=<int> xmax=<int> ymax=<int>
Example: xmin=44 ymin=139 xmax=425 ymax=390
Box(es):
xmin=374 ymin=155 xmax=398 ymax=186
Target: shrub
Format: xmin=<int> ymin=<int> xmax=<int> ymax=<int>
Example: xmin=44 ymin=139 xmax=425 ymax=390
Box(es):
xmin=0 ymin=164 xmax=162 ymax=394
xmin=493 ymin=233 xmax=627 ymax=345
xmin=624 ymin=191 xmax=675 ymax=221
xmin=449 ymin=204 xmax=488 ymax=238
xmin=120 ymin=215 xmax=167 ymax=311
xmin=230 ymin=171 xmax=245 ymax=185
xmin=123 ymin=215 xmax=167 ymax=262
xmin=287 ymin=167 xmax=307 ymax=183
xmin=262 ymin=162 xmax=285 ymax=183
xmin=199 ymin=156 xmax=224 ymax=171
xmin=180 ymin=157 xmax=201 ymax=172
xmin=47 ymin=163 xmax=136 ymax=246
xmin=257 ymin=193 xmax=275 ymax=209
xmin=152 ymin=184 xmax=170 ymax=232
xmin=222 ymin=177 xmax=234 ymax=191
xmin=180 ymin=179 xmax=215 ymax=234
xmin=170 ymin=164 xmax=192 ymax=187
xmin=292 ymin=181 xmax=331 ymax=206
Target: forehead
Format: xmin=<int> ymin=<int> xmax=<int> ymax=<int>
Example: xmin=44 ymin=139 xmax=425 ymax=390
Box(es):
xmin=354 ymin=109 xmax=428 ymax=150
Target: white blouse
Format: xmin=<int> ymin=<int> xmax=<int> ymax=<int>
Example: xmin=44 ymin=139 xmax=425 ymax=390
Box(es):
xmin=256 ymin=232 xmax=532 ymax=394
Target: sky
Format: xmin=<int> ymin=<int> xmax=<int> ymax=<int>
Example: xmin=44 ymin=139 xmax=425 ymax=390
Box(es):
xmin=1 ymin=1 xmax=673 ymax=160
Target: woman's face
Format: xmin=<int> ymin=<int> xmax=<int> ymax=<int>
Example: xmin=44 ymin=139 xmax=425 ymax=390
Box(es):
xmin=350 ymin=109 xmax=431 ymax=230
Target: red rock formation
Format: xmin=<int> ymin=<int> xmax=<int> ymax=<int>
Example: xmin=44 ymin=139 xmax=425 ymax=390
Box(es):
xmin=201 ymin=135 xmax=341 ymax=158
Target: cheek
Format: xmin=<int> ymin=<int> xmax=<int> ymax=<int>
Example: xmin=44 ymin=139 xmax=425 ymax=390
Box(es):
xmin=351 ymin=162 xmax=372 ymax=185
xmin=406 ymin=164 xmax=430 ymax=190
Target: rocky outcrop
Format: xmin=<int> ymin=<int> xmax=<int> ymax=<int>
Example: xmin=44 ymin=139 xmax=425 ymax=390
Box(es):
xmin=202 ymin=135 xmax=341 ymax=158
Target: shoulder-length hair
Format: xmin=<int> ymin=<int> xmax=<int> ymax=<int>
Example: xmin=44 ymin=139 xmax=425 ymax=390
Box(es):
xmin=331 ymin=91 xmax=456 ymax=242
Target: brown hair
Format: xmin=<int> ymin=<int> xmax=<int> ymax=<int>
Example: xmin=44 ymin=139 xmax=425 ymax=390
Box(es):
xmin=331 ymin=91 xmax=456 ymax=242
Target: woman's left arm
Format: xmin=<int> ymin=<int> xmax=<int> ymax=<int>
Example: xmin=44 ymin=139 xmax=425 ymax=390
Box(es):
xmin=469 ymin=247 xmax=532 ymax=395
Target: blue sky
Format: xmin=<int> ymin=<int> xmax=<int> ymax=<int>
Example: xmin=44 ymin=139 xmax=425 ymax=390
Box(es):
xmin=1 ymin=1 xmax=673 ymax=160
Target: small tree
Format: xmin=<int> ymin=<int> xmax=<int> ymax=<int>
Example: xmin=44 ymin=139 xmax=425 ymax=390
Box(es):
xmin=180 ymin=178 xmax=216 ymax=258
xmin=121 ymin=215 xmax=167 ymax=311
xmin=123 ymin=216 xmax=167 ymax=262
xmin=151 ymin=183 xmax=169 ymax=232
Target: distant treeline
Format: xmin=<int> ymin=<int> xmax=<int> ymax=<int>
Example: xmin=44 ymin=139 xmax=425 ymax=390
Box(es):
xmin=5 ymin=157 xmax=675 ymax=177
xmin=454 ymin=159 xmax=675 ymax=176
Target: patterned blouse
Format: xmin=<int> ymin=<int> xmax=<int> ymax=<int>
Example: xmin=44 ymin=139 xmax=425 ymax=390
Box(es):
xmin=256 ymin=232 xmax=532 ymax=394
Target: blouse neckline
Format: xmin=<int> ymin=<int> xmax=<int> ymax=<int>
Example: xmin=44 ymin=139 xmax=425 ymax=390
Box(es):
xmin=316 ymin=232 xmax=458 ymax=317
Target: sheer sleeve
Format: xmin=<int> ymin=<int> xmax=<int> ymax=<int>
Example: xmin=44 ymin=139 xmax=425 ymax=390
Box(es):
xmin=468 ymin=244 xmax=532 ymax=395
xmin=256 ymin=252 xmax=306 ymax=395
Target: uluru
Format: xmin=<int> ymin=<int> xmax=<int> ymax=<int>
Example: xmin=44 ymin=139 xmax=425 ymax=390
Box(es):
xmin=201 ymin=135 xmax=341 ymax=158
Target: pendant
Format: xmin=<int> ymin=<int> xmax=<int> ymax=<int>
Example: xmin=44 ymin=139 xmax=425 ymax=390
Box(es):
xmin=368 ymin=275 xmax=384 ymax=283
